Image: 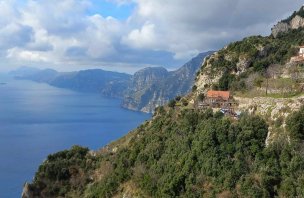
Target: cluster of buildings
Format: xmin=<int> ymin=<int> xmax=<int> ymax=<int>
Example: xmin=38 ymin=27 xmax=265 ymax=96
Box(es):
xmin=194 ymin=46 xmax=304 ymax=117
xmin=197 ymin=90 xmax=239 ymax=118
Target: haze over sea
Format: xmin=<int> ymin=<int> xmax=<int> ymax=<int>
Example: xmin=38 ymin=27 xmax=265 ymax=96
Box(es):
xmin=0 ymin=74 xmax=150 ymax=198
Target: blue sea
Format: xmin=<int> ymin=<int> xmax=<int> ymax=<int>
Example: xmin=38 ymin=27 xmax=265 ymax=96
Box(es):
xmin=0 ymin=75 xmax=151 ymax=198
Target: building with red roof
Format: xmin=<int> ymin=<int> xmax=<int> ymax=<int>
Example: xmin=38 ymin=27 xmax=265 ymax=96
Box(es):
xmin=207 ymin=91 xmax=231 ymax=101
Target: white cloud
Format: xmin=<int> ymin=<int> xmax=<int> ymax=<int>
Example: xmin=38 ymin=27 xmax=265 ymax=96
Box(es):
xmin=0 ymin=0 xmax=303 ymax=72
xmin=122 ymin=23 xmax=161 ymax=49
xmin=122 ymin=0 xmax=303 ymax=61
xmin=7 ymin=48 xmax=48 ymax=62
xmin=2 ymin=0 xmax=125 ymax=69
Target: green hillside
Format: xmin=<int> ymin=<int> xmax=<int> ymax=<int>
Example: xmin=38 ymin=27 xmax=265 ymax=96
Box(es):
xmin=25 ymin=107 xmax=304 ymax=197
xmin=196 ymin=28 xmax=304 ymax=96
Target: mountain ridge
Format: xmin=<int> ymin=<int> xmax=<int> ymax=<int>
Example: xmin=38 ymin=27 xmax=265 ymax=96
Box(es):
xmin=122 ymin=51 xmax=213 ymax=112
xmin=272 ymin=6 xmax=304 ymax=38
xmin=12 ymin=51 xmax=213 ymax=113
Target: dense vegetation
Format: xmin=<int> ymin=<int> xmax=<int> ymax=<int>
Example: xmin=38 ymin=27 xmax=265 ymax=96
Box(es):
xmin=27 ymin=146 xmax=98 ymax=197
xmin=28 ymin=106 xmax=304 ymax=197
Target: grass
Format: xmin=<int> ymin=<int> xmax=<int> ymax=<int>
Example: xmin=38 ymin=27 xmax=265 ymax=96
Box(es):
xmin=235 ymin=90 xmax=303 ymax=98
xmin=235 ymin=76 xmax=304 ymax=98
xmin=265 ymin=92 xmax=303 ymax=98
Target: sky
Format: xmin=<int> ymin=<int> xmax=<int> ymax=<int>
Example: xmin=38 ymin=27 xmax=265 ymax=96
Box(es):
xmin=0 ymin=0 xmax=303 ymax=74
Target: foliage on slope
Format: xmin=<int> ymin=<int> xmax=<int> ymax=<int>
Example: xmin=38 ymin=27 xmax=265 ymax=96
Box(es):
xmin=26 ymin=146 xmax=98 ymax=197
xmin=197 ymin=28 xmax=304 ymax=93
xmin=27 ymin=107 xmax=304 ymax=197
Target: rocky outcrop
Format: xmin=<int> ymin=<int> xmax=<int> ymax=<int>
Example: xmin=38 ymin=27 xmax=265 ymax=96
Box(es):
xmin=21 ymin=183 xmax=34 ymax=198
xmin=290 ymin=15 xmax=304 ymax=29
xmin=122 ymin=51 xmax=213 ymax=112
xmin=121 ymin=67 xmax=170 ymax=112
xmin=271 ymin=22 xmax=291 ymax=38
xmin=272 ymin=6 xmax=304 ymax=38
xmin=235 ymin=95 xmax=304 ymax=144
xmin=195 ymin=52 xmax=223 ymax=92
xmin=236 ymin=56 xmax=252 ymax=74
xmin=130 ymin=67 xmax=169 ymax=92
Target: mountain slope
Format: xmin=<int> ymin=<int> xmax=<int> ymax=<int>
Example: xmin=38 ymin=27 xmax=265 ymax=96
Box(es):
xmin=23 ymin=106 xmax=304 ymax=198
xmin=122 ymin=52 xmax=213 ymax=112
xmin=13 ymin=51 xmax=212 ymax=113
xmin=15 ymin=69 xmax=131 ymax=98
xmin=50 ymin=69 xmax=131 ymax=96
xmin=272 ymin=6 xmax=304 ymax=38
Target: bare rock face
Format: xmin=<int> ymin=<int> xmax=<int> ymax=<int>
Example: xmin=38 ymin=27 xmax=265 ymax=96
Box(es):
xmin=235 ymin=95 xmax=304 ymax=145
xmin=236 ymin=56 xmax=252 ymax=74
xmin=271 ymin=22 xmax=290 ymax=38
xmin=21 ymin=183 xmax=34 ymax=198
xmin=122 ymin=52 xmax=213 ymax=112
xmin=290 ymin=15 xmax=304 ymax=29
xmin=271 ymin=6 xmax=304 ymax=38
xmin=195 ymin=52 xmax=223 ymax=93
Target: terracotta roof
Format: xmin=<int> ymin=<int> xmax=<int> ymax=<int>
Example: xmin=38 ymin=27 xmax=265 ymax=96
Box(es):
xmin=207 ymin=91 xmax=230 ymax=101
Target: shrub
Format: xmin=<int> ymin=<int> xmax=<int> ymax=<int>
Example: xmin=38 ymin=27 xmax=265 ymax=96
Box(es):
xmin=168 ymin=100 xmax=176 ymax=108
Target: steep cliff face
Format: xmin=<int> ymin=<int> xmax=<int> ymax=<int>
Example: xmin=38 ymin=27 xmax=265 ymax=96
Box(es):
xmin=122 ymin=52 xmax=213 ymax=112
xmin=121 ymin=67 xmax=169 ymax=112
xmin=272 ymin=6 xmax=304 ymax=38
xmin=131 ymin=67 xmax=169 ymax=92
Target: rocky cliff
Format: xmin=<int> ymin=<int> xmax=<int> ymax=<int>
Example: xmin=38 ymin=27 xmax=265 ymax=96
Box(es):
xmin=122 ymin=52 xmax=213 ymax=112
xmin=272 ymin=6 xmax=304 ymax=38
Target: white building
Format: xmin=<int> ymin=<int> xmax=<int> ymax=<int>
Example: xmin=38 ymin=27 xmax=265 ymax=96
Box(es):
xmin=299 ymin=46 xmax=304 ymax=57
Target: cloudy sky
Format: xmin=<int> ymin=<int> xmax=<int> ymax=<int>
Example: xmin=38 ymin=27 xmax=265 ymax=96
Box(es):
xmin=0 ymin=0 xmax=303 ymax=73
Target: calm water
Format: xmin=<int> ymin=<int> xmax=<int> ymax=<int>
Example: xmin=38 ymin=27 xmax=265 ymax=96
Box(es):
xmin=0 ymin=75 xmax=151 ymax=198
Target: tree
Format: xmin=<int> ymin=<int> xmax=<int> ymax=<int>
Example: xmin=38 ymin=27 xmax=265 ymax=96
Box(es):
xmin=192 ymin=85 xmax=198 ymax=92
xmin=245 ymin=73 xmax=260 ymax=89
xmin=175 ymin=96 xmax=182 ymax=101
xmin=168 ymin=100 xmax=176 ymax=108
xmin=286 ymin=106 xmax=304 ymax=140
xmin=197 ymin=93 xmax=205 ymax=102
xmin=181 ymin=98 xmax=188 ymax=106
xmin=218 ymin=73 xmax=235 ymax=91
xmin=254 ymin=77 xmax=264 ymax=88
xmin=289 ymin=65 xmax=300 ymax=83
xmin=267 ymin=64 xmax=281 ymax=79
